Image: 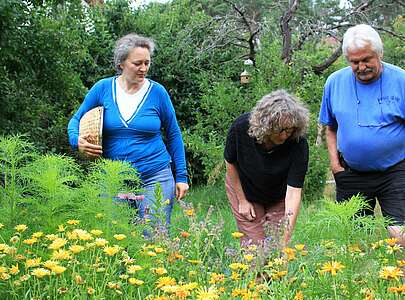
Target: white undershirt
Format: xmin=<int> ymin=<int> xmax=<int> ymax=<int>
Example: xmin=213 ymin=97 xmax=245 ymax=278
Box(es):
xmin=116 ymin=79 xmax=150 ymax=121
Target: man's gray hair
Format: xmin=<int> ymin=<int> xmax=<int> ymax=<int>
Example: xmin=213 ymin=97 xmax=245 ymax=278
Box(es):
xmin=248 ymin=90 xmax=309 ymax=144
xmin=113 ymin=33 xmax=155 ymax=74
xmin=342 ymin=24 xmax=383 ymax=58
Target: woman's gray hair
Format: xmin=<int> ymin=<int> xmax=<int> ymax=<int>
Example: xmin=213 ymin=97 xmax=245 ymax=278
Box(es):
xmin=248 ymin=89 xmax=309 ymax=143
xmin=113 ymin=33 xmax=155 ymax=74
xmin=342 ymin=24 xmax=383 ymax=58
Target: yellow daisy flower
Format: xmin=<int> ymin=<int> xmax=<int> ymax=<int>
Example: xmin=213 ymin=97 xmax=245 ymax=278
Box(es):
xmin=69 ymin=245 xmax=85 ymax=254
xmin=95 ymin=213 xmax=104 ymax=219
xmin=113 ymin=234 xmax=127 ymax=241
xmin=23 ymin=238 xmax=37 ymax=246
xmin=51 ymin=265 xmax=66 ymax=275
xmin=208 ymin=273 xmax=225 ymax=284
xmin=32 ymin=232 xmax=44 ymax=239
xmin=25 ymin=258 xmax=42 ymax=269
xmin=48 ymin=238 xmax=68 ymax=250
xmin=243 ymin=254 xmax=254 ymax=262
xmin=231 ymin=232 xmax=244 ymax=238
xmin=385 ymin=238 xmax=399 ymax=246
xmin=319 ymin=261 xmax=345 ymax=276
xmin=9 ymin=264 xmax=19 ymax=275
xmin=154 ymin=247 xmax=165 ymax=253
xmin=127 ymin=265 xmax=143 ymax=274
xmin=184 ymin=209 xmax=195 ymax=217
xmin=51 ymin=249 xmax=72 ymax=261
xmin=95 ymin=238 xmax=109 ymax=247
xmin=45 ymin=234 xmax=58 ymax=241
xmin=128 ymin=278 xmax=144 ymax=285
xmin=103 ymin=245 xmax=121 ymax=256
xmin=15 ymin=224 xmax=27 ymax=232
xmin=43 ymin=260 xmax=59 ymax=270
xmin=195 ymin=286 xmax=219 ymax=300
xmin=73 ymin=229 xmax=93 ymax=241
xmin=147 ymin=251 xmax=157 ymax=257
xmin=90 ymin=229 xmax=103 ymax=236
xmin=31 ymin=268 xmax=50 ymax=278
xmin=379 ymin=266 xmax=404 ymax=280
xmin=66 ymin=220 xmax=80 ymax=225
xmin=156 ymin=276 xmax=176 ymax=288
xmin=229 ymin=262 xmax=248 ymax=271
xmin=152 ymin=267 xmax=168 ymax=275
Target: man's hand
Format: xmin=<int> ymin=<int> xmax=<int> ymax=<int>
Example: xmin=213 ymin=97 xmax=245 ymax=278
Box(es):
xmin=238 ymin=200 xmax=256 ymax=221
xmin=78 ymin=134 xmax=103 ymax=158
xmin=176 ymin=182 xmax=189 ymax=200
xmin=331 ymin=163 xmax=345 ymax=175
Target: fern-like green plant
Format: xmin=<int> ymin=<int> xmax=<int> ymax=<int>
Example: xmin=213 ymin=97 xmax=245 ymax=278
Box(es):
xmin=87 ymin=159 xmax=141 ymax=199
xmin=0 ymin=135 xmax=35 ymax=225
xmin=21 ymin=154 xmax=81 ymax=228
xmin=298 ymin=195 xmax=389 ymax=245
xmin=76 ymin=159 xmax=142 ymax=233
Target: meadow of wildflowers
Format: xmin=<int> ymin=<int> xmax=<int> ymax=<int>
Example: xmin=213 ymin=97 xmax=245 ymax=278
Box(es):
xmin=0 ymin=136 xmax=404 ymax=299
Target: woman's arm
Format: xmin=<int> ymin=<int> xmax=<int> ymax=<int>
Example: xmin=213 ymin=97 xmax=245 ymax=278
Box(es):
xmin=283 ymin=185 xmax=302 ymax=246
xmin=226 ymin=161 xmax=256 ymax=221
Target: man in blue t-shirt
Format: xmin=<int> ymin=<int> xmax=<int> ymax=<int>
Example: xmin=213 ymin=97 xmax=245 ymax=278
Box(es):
xmin=319 ymin=24 xmax=405 ymax=246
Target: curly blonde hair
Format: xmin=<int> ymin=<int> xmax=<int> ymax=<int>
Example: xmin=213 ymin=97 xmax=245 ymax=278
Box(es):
xmin=248 ymin=89 xmax=309 ymax=144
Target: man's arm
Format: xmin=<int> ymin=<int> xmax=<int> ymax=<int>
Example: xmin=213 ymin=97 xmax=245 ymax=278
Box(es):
xmin=325 ymin=125 xmax=344 ymax=174
xmin=225 ymin=161 xmax=256 ymax=221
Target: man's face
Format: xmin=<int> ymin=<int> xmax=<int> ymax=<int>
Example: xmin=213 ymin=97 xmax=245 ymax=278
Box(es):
xmin=347 ymin=45 xmax=382 ymax=84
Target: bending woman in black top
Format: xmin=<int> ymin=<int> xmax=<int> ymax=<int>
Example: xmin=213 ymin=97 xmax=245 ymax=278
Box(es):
xmin=224 ymin=90 xmax=309 ymax=247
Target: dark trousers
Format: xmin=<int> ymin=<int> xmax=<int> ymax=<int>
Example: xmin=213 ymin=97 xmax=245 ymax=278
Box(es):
xmin=333 ymin=158 xmax=405 ymax=225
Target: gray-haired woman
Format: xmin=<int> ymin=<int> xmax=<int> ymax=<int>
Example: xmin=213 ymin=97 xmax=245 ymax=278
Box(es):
xmin=68 ymin=33 xmax=189 ymax=229
xmin=224 ymin=90 xmax=309 ymax=247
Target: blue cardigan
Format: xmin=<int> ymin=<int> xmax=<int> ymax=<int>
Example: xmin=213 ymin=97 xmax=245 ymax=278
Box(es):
xmin=68 ymin=77 xmax=187 ymax=183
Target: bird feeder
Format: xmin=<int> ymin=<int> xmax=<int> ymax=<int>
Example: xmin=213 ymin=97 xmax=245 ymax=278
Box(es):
xmin=240 ymin=70 xmax=251 ymax=84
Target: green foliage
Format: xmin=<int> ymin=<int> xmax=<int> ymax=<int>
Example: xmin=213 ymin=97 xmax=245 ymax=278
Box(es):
xmin=0 ymin=169 xmax=402 ymax=299
xmin=298 ymin=195 xmax=389 ymax=245
xmin=303 ymin=144 xmax=329 ymax=202
xmin=0 ymin=135 xmax=141 ymax=233
xmin=0 ymin=135 xmax=36 ymax=225
xmin=1 ymin=0 xmax=403 ymax=200
xmin=87 ymin=159 xmax=141 ymax=199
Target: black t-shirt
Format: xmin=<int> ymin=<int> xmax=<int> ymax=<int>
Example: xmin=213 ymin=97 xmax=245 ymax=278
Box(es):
xmin=224 ymin=113 xmax=309 ymax=204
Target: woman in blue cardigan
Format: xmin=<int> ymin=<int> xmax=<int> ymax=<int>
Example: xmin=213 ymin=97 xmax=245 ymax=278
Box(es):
xmin=68 ymin=33 xmax=188 ymax=228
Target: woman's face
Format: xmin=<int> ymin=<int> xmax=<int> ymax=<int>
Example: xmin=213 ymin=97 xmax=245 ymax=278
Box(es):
xmin=120 ymin=47 xmax=151 ymax=84
xmin=266 ymin=126 xmax=295 ymax=146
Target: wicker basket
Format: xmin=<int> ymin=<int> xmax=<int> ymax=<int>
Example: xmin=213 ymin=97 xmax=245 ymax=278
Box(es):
xmin=79 ymin=106 xmax=104 ymax=146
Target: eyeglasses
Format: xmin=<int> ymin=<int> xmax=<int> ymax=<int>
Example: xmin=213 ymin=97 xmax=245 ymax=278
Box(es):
xmin=273 ymin=127 xmax=296 ymax=135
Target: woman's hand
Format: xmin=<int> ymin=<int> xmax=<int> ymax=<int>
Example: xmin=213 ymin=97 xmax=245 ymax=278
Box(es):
xmin=176 ymin=182 xmax=189 ymax=200
xmin=78 ymin=134 xmax=103 ymax=158
xmin=238 ymin=200 xmax=256 ymax=221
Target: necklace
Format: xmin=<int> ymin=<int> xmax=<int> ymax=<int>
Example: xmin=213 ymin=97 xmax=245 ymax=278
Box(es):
xmin=353 ymin=68 xmax=383 ymax=127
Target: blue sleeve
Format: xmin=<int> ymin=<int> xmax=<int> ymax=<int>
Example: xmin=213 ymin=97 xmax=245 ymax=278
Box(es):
xmin=158 ymin=86 xmax=188 ymax=183
xmin=67 ymin=80 xmax=105 ymax=149
xmin=319 ymin=77 xmax=337 ymax=128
